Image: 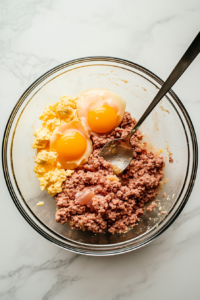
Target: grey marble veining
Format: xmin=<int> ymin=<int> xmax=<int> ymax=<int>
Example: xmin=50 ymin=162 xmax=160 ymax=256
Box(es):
xmin=0 ymin=0 xmax=200 ymax=299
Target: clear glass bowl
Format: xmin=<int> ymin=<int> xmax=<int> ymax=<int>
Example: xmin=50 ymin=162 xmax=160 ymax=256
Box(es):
xmin=2 ymin=57 xmax=198 ymax=256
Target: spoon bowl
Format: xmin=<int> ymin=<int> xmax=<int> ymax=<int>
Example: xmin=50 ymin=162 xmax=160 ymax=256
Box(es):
xmin=99 ymin=137 xmax=133 ymax=174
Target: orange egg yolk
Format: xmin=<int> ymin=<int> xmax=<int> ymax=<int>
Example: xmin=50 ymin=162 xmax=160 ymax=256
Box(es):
xmin=88 ymin=105 xmax=118 ymax=133
xmin=51 ymin=130 xmax=87 ymax=161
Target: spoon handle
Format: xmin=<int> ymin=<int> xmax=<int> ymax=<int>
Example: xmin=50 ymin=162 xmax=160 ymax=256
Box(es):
xmin=127 ymin=31 xmax=200 ymax=138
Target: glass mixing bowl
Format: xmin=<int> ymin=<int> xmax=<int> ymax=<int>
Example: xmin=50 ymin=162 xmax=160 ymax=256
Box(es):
xmin=2 ymin=57 xmax=198 ymax=256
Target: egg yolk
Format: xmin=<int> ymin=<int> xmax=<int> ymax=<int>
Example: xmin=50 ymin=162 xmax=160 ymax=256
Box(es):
xmin=88 ymin=105 xmax=118 ymax=133
xmin=51 ymin=130 xmax=87 ymax=161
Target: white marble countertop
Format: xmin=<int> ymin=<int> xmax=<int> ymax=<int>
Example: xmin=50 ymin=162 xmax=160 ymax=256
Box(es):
xmin=0 ymin=0 xmax=200 ymax=299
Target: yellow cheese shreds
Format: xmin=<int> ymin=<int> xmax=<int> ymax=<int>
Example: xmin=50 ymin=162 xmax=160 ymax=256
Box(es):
xmin=34 ymin=151 xmax=67 ymax=196
xmin=45 ymin=118 xmax=61 ymax=133
xmin=32 ymin=127 xmax=51 ymax=149
xmin=34 ymin=163 xmax=53 ymax=177
xmin=44 ymin=168 xmax=67 ymax=196
xmin=32 ymin=96 xmax=78 ymax=196
xmin=49 ymin=96 xmax=77 ymax=120
xmin=39 ymin=109 xmax=56 ymax=122
xmin=34 ymin=150 xmax=57 ymax=165
xmin=60 ymin=95 xmax=77 ymax=108
xmin=34 ymin=167 xmax=67 ymax=196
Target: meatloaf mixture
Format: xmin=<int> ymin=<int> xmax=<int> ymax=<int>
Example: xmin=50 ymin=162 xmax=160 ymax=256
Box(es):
xmin=55 ymin=112 xmax=165 ymax=234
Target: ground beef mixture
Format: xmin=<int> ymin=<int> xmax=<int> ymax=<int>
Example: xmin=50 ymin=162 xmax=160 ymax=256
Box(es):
xmin=55 ymin=112 xmax=165 ymax=234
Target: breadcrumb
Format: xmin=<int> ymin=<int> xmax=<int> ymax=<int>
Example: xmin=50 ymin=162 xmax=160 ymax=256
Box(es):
xmin=37 ymin=202 xmax=44 ymax=206
xmin=66 ymin=170 xmax=74 ymax=177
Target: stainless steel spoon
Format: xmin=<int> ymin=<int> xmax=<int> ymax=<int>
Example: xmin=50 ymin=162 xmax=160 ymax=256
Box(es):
xmin=99 ymin=32 xmax=200 ymax=174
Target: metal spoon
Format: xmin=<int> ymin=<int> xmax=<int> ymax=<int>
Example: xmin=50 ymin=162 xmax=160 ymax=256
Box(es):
xmin=99 ymin=32 xmax=200 ymax=174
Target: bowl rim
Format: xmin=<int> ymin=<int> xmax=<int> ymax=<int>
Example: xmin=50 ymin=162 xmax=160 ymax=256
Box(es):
xmin=2 ymin=56 xmax=198 ymax=256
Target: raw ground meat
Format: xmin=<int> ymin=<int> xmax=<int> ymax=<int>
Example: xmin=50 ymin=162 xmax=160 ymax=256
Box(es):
xmin=147 ymin=201 xmax=157 ymax=212
xmin=55 ymin=112 xmax=165 ymax=234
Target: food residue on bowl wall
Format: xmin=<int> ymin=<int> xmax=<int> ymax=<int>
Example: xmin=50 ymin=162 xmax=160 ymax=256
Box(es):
xmin=159 ymin=105 xmax=170 ymax=114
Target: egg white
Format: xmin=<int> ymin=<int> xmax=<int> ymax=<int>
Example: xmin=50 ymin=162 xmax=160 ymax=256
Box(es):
xmin=77 ymin=89 xmax=126 ymax=133
xmin=50 ymin=120 xmax=93 ymax=170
